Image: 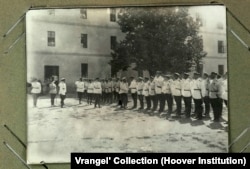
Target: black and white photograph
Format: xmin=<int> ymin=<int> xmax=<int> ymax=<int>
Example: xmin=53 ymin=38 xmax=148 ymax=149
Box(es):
xmin=26 ymin=5 xmax=228 ymax=164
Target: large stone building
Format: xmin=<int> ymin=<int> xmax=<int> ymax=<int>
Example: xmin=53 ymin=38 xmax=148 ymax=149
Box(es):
xmin=26 ymin=8 xmax=125 ymax=92
xmin=189 ymin=5 xmax=227 ymax=75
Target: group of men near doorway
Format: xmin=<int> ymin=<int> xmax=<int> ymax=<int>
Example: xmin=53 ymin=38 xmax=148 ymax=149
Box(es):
xmin=30 ymin=70 xmax=228 ymax=122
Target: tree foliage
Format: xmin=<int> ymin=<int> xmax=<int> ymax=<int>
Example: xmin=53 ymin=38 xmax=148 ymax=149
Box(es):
xmin=110 ymin=7 xmax=206 ymax=76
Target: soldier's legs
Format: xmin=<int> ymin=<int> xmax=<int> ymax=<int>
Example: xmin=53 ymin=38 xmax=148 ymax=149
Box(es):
xmin=218 ymin=98 xmax=223 ymax=119
xmin=50 ymin=94 xmax=56 ymax=106
xmin=184 ymin=97 xmax=192 ymax=117
xmin=174 ymin=96 xmax=182 ymax=116
xmin=159 ymin=94 xmax=165 ymax=112
xmin=166 ymin=94 xmax=173 ymax=115
xmin=204 ymin=96 xmax=210 ymax=116
xmin=146 ymin=96 xmax=151 ymax=110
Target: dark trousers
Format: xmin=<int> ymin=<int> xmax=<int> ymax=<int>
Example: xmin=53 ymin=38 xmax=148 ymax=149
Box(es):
xmin=224 ymin=100 xmax=228 ymax=107
xmin=32 ymin=93 xmax=39 ymax=107
xmin=77 ymin=92 xmax=83 ymax=103
xmin=150 ymin=95 xmax=157 ymax=110
xmin=60 ymin=94 xmax=66 ymax=108
xmin=174 ymin=96 xmax=182 ymax=115
xmin=87 ymin=93 xmax=93 ymax=104
xmin=210 ymin=98 xmax=223 ymax=121
xmin=159 ymin=94 xmax=165 ymax=112
xmin=131 ymin=93 xmax=138 ymax=108
xmin=120 ymin=93 xmax=128 ymax=108
xmin=50 ymin=94 xmax=56 ymax=106
xmin=165 ymin=94 xmax=173 ymax=114
xmin=194 ymin=99 xmax=203 ymax=119
xmin=138 ymin=94 xmax=144 ymax=109
xmin=183 ymin=96 xmax=192 ymax=117
xmin=145 ymin=96 xmax=151 ymax=110
xmin=94 ymin=94 xmax=101 ymax=108
xmin=203 ymin=96 xmax=210 ymax=115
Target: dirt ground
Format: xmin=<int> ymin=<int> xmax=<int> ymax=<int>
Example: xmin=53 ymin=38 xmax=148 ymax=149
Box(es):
xmin=26 ymin=94 xmax=228 ymax=164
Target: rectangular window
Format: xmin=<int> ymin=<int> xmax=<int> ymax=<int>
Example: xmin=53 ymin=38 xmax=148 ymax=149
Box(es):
xmin=218 ymin=65 xmax=224 ymax=75
xmin=111 ymin=36 xmax=117 ymax=50
xmin=44 ymin=65 xmax=59 ymax=81
xmin=80 ymin=9 xmax=87 ymax=19
xmin=218 ymin=40 xmax=225 ymax=53
xmin=110 ymin=8 xmax=116 ymax=22
xmin=217 ymin=22 xmax=223 ymax=29
xmin=81 ymin=64 xmax=88 ymax=78
xmin=48 ymin=31 xmax=55 ymax=47
xmin=81 ymin=34 xmax=88 ymax=48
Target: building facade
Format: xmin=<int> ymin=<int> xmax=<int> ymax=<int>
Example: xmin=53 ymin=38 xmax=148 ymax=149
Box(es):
xmin=26 ymin=8 xmax=125 ymax=92
xmin=189 ymin=6 xmax=227 ymax=75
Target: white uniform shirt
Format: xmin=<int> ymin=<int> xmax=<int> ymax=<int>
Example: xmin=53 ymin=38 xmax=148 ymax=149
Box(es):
xmin=149 ymin=81 xmax=156 ymax=96
xmin=181 ymin=78 xmax=192 ymax=97
xmin=129 ymin=79 xmax=137 ymax=93
xmin=93 ymin=81 xmax=102 ymax=94
xmin=106 ymin=81 xmax=112 ymax=93
xmin=31 ymin=81 xmax=42 ymax=94
xmin=59 ymin=82 xmax=67 ymax=95
xmin=142 ymin=81 xmax=150 ymax=96
xmin=221 ymin=79 xmax=228 ymax=101
xmin=49 ymin=81 xmax=57 ymax=94
xmin=171 ymin=79 xmax=182 ymax=96
xmin=201 ymin=78 xmax=210 ymax=97
xmin=119 ymin=82 xmax=128 ymax=94
xmin=162 ymin=80 xmax=172 ymax=94
xmin=87 ymin=82 xmax=94 ymax=93
xmin=191 ymin=78 xmax=203 ymax=99
xmin=75 ymin=81 xmax=85 ymax=92
xmin=209 ymin=79 xmax=221 ymax=99
xmin=154 ymin=76 xmax=164 ymax=94
xmin=137 ymin=81 xmax=144 ymax=95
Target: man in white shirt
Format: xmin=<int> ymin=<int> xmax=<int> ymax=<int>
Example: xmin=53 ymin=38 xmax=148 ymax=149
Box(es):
xmin=162 ymin=74 xmax=173 ymax=119
xmin=181 ymin=73 xmax=192 ymax=118
xmin=129 ymin=76 xmax=137 ymax=109
xmin=75 ymin=78 xmax=85 ymax=104
xmin=87 ymin=79 xmax=94 ymax=105
xmin=171 ymin=73 xmax=182 ymax=118
xmin=201 ymin=73 xmax=210 ymax=117
xmin=143 ymin=77 xmax=150 ymax=110
xmin=31 ymin=78 xmax=42 ymax=107
xmin=93 ymin=78 xmax=102 ymax=108
xmin=59 ymin=78 xmax=67 ymax=108
xmin=149 ymin=76 xmax=156 ymax=112
xmin=154 ymin=71 xmax=164 ymax=113
xmin=119 ymin=77 xmax=129 ymax=109
xmin=137 ymin=77 xmax=144 ymax=110
xmin=191 ymin=72 xmax=203 ymax=120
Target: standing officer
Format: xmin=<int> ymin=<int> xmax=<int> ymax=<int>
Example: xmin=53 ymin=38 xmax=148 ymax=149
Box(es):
xmin=201 ymin=73 xmax=210 ymax=117
xmin=209 ymin=72 xmax=222 ymax=122
xmin=137 ymin=77 xmax=144 ymax=110
xmin=143 ymin=77 xmax=151 ymax=110
xmin=191 ymin=72 xmax=203 ymax=120
xmin=58 ymin=78 xmax=67 ymax=108
xmin=49 ymin=77 xmax=57 ymax=107
xmin=154 ymin=71 xmax=164 ymax=113
xmin=181 ymin=73 xmax=192 ymax=118
xmin=129 ymin=76 xmax=138 ymax=109
xmin=31 ymin=78 xmax=42 ymax=107
xmin=87 ymin=79 xmax=94 ymax=105
xmin=221 ymin=72 xmax=228 ymax=107
xmin=93 ymin=78 xmax=102 ymax=108
xmin=75 ymin=78 xmax=85 ymax=104
xmin=171 ymin=73 xmax=182 ymax=118
xmin=162 ymin=75 xmax=173 ymax=117
xmin=149 ymin=76 xmax=157 ymax=112
xmin=119 ymin=77 xmax=129 ymax=109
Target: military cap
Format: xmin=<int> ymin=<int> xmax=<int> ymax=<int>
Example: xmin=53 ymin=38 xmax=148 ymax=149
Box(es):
xmin=164 ymin=74 xmax=171 ymax=78
xmin=194 ymin=72 xmax=200 ymax=75
xmin=150 ymin=76 xmax=155 ymax=79
xmin=184 ymin=72 xmax=189 ymax=76
xmin=61 ymin=78 xmax=65 ymax=81
xmin=138 ymin=77 xmax=143 ymax=80
xmin=211 ymin=72 xmax=217 ymax=75
xmin=156 ymin=71 xmax=162 ymax=74
xmin=203 ymin=72 xmax=208 ymax=76
xmin=122 ymin=77 xmax=126 ymax=80
xmin=174 ymin=73 xmax=180 ymax=76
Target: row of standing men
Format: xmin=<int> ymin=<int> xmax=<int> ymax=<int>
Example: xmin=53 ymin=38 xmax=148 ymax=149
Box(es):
xmin=72 ymin=71 xmax=227 ymax=122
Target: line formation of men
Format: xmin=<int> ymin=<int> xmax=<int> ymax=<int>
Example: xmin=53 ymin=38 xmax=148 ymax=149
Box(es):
xmin=30 ymin=70 xmax=228 ymax=122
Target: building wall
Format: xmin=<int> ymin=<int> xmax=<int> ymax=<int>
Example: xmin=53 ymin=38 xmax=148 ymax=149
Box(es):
xmin=189 ymin=6 xmax=227 ymax=75
xmin=26 ymin=8 xmax=125 ymax=92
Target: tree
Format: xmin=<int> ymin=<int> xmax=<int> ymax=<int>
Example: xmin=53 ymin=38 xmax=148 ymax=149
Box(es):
xmin=110 ymin=7 xmax=206 ymax=76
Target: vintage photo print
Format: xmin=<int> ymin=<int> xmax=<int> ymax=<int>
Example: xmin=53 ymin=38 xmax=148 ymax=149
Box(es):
xmin=26 ymin=5 xmax=228 ymax=164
